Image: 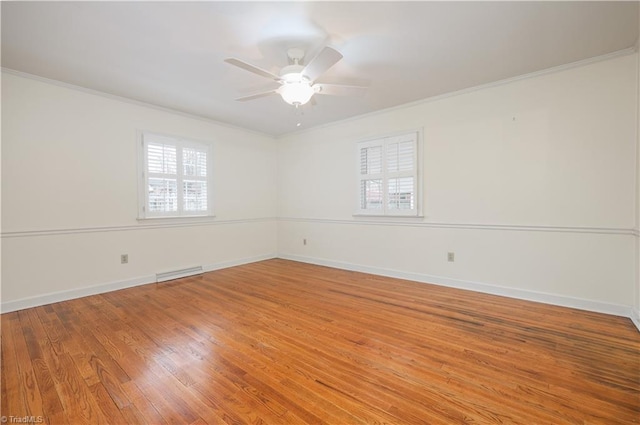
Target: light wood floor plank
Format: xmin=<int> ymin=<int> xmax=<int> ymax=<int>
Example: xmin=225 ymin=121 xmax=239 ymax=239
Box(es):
xmin=2 ymin=259 xmax=639 ymax=424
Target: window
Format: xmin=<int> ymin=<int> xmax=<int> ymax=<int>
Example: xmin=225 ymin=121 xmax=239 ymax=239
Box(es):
xmin=139 ymin=132 xmax=212 ymax=218
xmin=356 ymin=131 xmax=420 ymax=216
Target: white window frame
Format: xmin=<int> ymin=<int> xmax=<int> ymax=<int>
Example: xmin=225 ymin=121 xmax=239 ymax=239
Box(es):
xmin=355 ymin=130 xmax=422 ymax=217
xmin=137 ymin=131 xmax=214 ymax=219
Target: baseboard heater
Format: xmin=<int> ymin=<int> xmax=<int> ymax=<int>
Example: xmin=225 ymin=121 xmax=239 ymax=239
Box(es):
xmin=156 ymin=266 xmax=203 ymax=283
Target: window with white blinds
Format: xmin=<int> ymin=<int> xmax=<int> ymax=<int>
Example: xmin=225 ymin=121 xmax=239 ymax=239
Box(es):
xmin=356 ymin=131 xmax=420 ymax=216
xmin=139 ymin=132 xmax=212 ymax=218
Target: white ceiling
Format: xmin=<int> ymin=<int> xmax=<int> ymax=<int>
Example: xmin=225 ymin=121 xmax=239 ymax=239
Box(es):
xmin=2 ymin=1 xmax=638 ymax=136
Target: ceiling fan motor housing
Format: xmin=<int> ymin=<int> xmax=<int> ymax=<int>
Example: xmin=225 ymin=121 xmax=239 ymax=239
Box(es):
xmin=280 ymin=64 xmax=306 ymax=82
xmin=287 ymin=47 xmax=306 ymax=64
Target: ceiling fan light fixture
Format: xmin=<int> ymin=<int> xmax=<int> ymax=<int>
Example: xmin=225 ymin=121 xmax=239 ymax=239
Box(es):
xmin=279 ymin=80 xmax=315 ymax=106
xmin=226 ymin=46 xmax=362 ymax=107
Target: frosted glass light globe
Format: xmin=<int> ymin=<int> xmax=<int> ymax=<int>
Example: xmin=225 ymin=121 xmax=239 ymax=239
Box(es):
xmin=279 ymin=81 xmax=315 ymax=105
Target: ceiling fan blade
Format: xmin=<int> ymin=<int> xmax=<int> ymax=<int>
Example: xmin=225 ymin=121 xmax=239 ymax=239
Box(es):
xmin=301 ymin=47 xmax=343 ymax=82
xmin=224 ymin=58 xmax=281 ymax=81
xmin=235 ymin=89 xmax=279 ymax=102
xmin=314 ymin=83 xmax=367 ymax=97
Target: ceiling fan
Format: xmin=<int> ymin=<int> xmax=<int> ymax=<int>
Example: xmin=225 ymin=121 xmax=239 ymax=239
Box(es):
xmin=224 ymin=46 xmax=367 ymax=106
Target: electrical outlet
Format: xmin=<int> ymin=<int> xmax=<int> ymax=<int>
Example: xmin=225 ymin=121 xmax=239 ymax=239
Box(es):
xmin=121 ymin=254 xmax=129 ymax=264
xmin=447 ymin=252 xmax=455 ymax=262
xmin=303 ymin=238 xmax=307 ymax=246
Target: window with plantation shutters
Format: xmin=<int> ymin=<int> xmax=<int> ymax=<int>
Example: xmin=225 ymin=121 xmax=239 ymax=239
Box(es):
xmin=139 ymin=132 xmax=212 ymax=218
xmin=356 ymin=131 xmax=420 ymax=216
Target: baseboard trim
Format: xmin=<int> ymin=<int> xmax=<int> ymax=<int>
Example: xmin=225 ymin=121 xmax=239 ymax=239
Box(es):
xmin=0 ymin=253 xmax=277 ymax=314
xmin=202 ymin=254 xmax=277 ymax=273
xmin=3 ymin=252 xmax=637 ymax=332
xmin=279 ymin=253 xmax=634 ymax=321
xmin=0 ymin=275 xmax=155 ymax=314
xmin=631 ymin=307 xmax=640 ymax=332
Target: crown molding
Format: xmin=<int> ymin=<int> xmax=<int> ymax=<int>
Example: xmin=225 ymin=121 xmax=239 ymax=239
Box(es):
xmin=1 ymin=67 xmax=273 ymax=139
xmin=3 ymin=47 xmax=634 ymax=141
xmin=281 ymin=47 xmax=637 ymax=139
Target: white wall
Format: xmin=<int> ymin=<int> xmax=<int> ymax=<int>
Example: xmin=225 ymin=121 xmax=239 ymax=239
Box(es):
xmin=635 ymin=7 xmax=640 ymax=329
xmin=278 ymin=53 xmax=637 ymax=316
xmin=3 ymin=52 xmax=639 ymax=324
xmin=1 ymin=72 xmax=278 ymax=310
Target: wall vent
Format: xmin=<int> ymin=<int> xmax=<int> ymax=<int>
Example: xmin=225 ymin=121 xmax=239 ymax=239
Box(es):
xmin=156 ymin=266 xmax=203 ymax=283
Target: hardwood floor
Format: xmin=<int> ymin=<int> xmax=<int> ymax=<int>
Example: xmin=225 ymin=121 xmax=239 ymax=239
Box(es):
xmin=1 ymin=259 xmax=639 ymax=424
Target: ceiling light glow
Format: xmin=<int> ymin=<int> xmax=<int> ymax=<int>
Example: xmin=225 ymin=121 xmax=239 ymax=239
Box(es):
xmin=279 ymin=81 xmax=315 ymax=106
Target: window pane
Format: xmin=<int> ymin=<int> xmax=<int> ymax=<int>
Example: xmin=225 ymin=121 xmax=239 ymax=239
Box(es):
xmin=183 ymin=147 xmax=207 ymax=177
xmin=148 ymin=178 xmax=178 ymax=212
xmin=147 ymin=143 xmax=177 ymax=174
xmin=387 ymin=141 xmax=414 ymax=172
xmin=360 ymin=146 xmax=382 ymax=175
xmin=183 ymin=180 xmax=208 ymax=212
xmin=361 ymin=179 xmax=383 ymax=210
xmin=388 ymin=177 xmax=414 ymax=210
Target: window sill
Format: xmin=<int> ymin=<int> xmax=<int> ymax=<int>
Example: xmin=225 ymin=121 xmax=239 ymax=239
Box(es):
xmin=137 ymin=215 xmax=216 ymax=225
xmin=353 ymin=213 xmax=425 ymax=220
